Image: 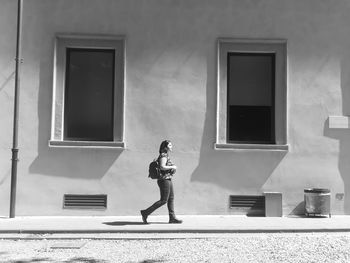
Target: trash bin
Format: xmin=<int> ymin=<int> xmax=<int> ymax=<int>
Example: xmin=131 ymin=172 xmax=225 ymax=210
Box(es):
xmin=304 ymin=188 xmax=331 ymax=217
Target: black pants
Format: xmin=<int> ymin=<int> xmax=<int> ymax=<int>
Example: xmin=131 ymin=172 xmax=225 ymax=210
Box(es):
xmin=144 ymin=179 xmax=175 ymax=216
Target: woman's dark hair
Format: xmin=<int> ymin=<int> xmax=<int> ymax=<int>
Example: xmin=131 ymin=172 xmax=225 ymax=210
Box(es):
xmin=159 ymin=140 xmax=171 ymax=154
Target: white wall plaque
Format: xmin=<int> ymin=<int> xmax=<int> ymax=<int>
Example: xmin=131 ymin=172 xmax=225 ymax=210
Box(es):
xmin=329 ymin=116 xmax=350 ymax=129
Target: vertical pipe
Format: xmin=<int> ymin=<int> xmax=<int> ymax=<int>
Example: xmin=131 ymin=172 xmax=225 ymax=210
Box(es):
xmin=10 ymin=0 xmax=23 ymax=219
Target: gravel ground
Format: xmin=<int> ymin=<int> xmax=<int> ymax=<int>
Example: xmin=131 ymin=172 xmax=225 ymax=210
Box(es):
xmin=1 ymin=233 xmax=350 ymax=263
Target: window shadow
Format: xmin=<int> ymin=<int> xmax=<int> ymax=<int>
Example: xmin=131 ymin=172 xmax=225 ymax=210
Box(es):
xmin=190 ymin=50 xmax=287 ymax=192
xmin=324 ymin=54 xmax=350 ymax=214
xmin=28 ymin=40 xmax=122 ymax=179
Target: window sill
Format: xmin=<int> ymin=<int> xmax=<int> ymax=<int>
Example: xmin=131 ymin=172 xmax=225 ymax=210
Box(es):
xmin=49 ymin=140 xmax=125 ymax=149
xmin=214 ymin=143 xmax=289 ymax=151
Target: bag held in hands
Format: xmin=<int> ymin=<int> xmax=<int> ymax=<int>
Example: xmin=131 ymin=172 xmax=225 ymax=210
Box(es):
xmin=148 ymin=158 xmax=160 ymax=179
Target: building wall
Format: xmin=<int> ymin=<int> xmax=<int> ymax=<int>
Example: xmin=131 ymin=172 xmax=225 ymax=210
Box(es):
xmin=0 ymin=0 xmax=350 ymax=216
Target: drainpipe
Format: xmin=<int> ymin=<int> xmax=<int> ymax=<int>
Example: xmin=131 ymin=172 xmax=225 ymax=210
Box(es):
xmin=10 ymin=0 xmax=23 ymax=218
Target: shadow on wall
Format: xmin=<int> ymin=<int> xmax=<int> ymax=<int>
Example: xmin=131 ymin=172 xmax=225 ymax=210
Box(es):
xmin=0 ymin=71 xmax=14 ymax=93
xmin=324 ymin=54 xmax=350 ymax=214
xmin=288 ymin=201 xmax=305 ymax=216
xmin=191 ymin=50 xmax=287 ymax=192
xmin=29 ymin=47 xmax=121 ymax=179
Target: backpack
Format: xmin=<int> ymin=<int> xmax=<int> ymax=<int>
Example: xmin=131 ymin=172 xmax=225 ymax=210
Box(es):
xmin=148 ymin=157 xmax=161 ymax=179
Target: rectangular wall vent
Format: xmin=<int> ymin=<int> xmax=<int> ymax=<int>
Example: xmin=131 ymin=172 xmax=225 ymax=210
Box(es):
xmin=63 ymin=194 xmax=107 ymax=210
xmin=229 ymin=195 xmax=265 ymax=216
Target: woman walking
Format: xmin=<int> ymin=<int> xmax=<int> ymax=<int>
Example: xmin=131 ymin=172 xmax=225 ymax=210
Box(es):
xmin=141 ymin=140 xmax=182 ymax=224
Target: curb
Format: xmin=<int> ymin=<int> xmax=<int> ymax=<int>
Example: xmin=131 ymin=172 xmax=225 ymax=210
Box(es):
xmin=1 ymin=230 xmax=350 ymax=240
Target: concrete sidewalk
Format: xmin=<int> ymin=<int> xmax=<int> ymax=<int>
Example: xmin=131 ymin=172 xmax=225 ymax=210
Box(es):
xmin=0 ymin=215 xmax=349 ymax=236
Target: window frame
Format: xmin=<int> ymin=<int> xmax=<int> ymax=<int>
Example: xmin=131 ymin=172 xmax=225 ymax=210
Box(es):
xmin=215 ymin=38 xmax=288 ymax=151
xmin=49 ymin=34 xmax=126 ymax=148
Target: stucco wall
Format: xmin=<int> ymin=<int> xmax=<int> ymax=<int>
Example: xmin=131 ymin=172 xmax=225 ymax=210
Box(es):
xmin=1 ymin=0 xmax=350 ymax=216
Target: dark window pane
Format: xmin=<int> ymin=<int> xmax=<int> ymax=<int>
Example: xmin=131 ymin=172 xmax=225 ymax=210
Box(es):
xmin=64 ymin=48 xmax=115 ymax=141
xmin=228 ymin=106 xmax=272 ymax=143
xmin=227 ymin=53 xmax=275 ymax=143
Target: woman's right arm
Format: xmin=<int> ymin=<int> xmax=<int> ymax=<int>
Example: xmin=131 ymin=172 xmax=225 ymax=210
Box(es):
xmin=159 ymin=157 xmax=177 ymax=171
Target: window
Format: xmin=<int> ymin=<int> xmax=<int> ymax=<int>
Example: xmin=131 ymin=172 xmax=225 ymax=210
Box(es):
xmin=50 ymin=35 xmax=125 ymax=148
xmin=227 ymin=53 xmax=275 ymax=143
xmin=215 ymin=39 xmax=288 ymax=150
xmin=64 ymin=48 xmax=115 ymax=141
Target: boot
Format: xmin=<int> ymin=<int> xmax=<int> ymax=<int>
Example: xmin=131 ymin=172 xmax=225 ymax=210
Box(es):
xmin=169 ymin=215 xmax=182 ymax=224
xmin=140 ymin=210 xmax=149 ymax=224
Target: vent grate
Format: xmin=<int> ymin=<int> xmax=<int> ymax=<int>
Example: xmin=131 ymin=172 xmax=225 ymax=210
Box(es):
xmin=63 ymin=194 xmax=107 ymax=210
xmin=229 ymin=195 xmax=265 ymax=216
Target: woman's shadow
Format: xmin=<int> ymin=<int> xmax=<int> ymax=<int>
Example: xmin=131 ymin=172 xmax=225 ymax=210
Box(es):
xmin=103 ymin=221 xmax=145 ymax=226
xmin=103 ymin=221 xmax=168 ymax=226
